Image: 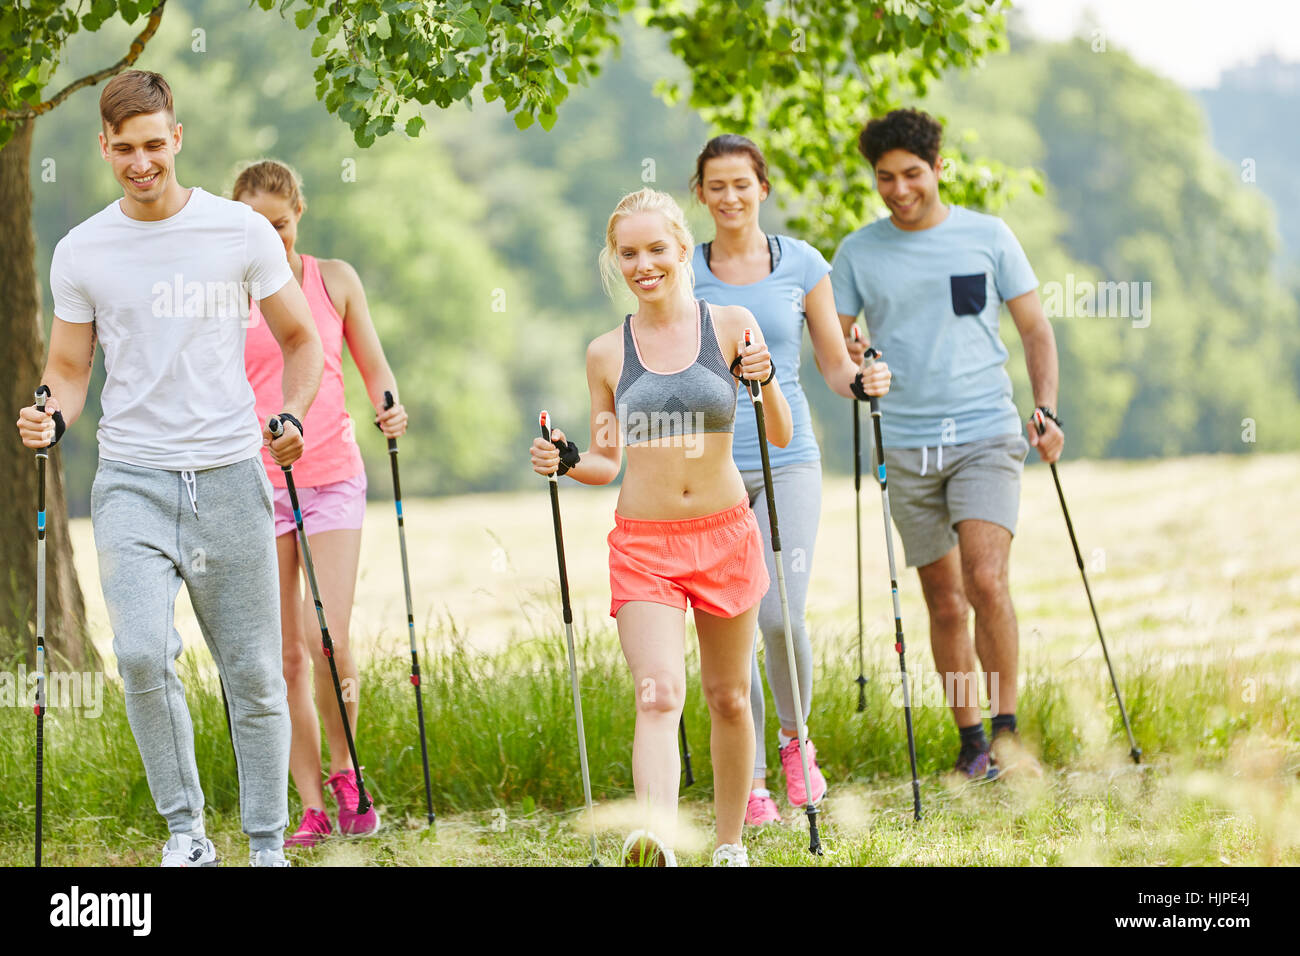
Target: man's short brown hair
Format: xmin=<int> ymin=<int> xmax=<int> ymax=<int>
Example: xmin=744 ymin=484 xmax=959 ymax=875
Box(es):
xmin=99 ymin=70 xmax=175 ymax=133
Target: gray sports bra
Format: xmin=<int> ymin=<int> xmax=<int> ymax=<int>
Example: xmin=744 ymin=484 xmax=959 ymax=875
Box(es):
xmin=615 ymin=299 xmax=737 ymax=446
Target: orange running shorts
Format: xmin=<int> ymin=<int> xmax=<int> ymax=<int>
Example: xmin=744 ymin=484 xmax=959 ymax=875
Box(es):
xmin=608 ymin=499 xmax=770 ymax=619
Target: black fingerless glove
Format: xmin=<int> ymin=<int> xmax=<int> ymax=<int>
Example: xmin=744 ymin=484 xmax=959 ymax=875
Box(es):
xmin=555 ymin=439 xmax=581 ymax=476
xmin=851 ymin=370 xmax=872 ymax=402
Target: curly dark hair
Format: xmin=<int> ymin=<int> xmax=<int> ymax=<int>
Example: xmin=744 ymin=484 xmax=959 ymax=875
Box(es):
xmin=858 ymin=108 xmax=944 ymax=168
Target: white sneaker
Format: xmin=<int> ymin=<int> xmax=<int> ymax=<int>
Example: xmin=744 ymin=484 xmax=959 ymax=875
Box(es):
xmin=711 ymin=843 xmax=749 ymax=867
xmin=621 ymin=830 xmax=677 ymax=867
xmin=250 ymin=847 xmax=292 ymax=867
xmin=160 ymin=834 xmax=218 ymax=867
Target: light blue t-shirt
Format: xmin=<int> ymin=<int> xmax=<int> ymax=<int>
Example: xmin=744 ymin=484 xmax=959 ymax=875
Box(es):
xmin=693 ymin=235 xmax=831 ymax=472
xmin=831 ymin=205 xmax=1038 ymax=449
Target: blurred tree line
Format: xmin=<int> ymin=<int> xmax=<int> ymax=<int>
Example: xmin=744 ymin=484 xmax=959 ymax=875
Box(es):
xmin=31 ymin=3 xmax=1300 ymax=515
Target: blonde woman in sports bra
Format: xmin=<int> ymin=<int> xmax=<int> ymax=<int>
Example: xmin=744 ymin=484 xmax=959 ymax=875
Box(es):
xmin=531 ymin=188 xmax=792 ymax=867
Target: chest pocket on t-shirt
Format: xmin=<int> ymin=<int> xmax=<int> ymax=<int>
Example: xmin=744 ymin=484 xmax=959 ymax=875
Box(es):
xmin=950 ymin=273 xmax=987 ymax=316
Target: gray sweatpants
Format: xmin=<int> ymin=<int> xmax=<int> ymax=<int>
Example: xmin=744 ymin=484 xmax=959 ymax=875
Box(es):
xmin=741 ymin=460 xmax=821 ymax=776
xmin=91 ymin=456 xmax=289 ymax=851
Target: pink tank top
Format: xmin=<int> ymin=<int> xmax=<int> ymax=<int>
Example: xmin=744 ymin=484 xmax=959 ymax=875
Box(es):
xmin=244 ymin=254 xmax=365 ymax=488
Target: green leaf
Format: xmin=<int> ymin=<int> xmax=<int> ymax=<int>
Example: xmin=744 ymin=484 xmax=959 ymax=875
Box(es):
xmin=405 ymin=115 xmax=425 ymax=137
xmin=537 ymin=107 xmax=557 ymax=131
xmin=294 ymin=7 xmax=315 ymax=30
xmin=311 ymin=35 xmax=329 ymax=57
xmin=375 ymin=14 xmax=392 ymax=40
xmin=513 ymin=109 xmax=534 ymax=130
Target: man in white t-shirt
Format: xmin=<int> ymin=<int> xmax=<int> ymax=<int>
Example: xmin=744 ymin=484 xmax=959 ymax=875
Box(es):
xmin=16 ymin=70 xmax=323 ymax=867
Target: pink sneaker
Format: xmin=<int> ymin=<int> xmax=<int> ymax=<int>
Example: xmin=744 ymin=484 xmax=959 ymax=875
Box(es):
xmin=283 ymin=807 xmax=332 ymax=848
xmin=779 ymin=738 xmax=828 ymax=807
xmin=326 ymin=769 xmax=382 ymax=836
xmin=745 ymin=790 xmax=781 ymax=827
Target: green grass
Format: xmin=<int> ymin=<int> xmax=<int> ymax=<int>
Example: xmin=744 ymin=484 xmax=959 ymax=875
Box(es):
xmin=6 ymin=454 xmax=1299 ymax=865
xmin=1 ymin=624 xmax=1296 ymax=866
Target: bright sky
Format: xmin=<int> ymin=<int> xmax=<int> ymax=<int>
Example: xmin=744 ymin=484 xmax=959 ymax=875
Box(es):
xmin=1013 ymin=0 xmax=1300 ymax=88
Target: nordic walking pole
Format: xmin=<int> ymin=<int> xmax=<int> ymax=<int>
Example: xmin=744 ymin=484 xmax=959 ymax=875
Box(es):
xmin=739 ymin=330 xmax=823 ymax=855
xmin=539 ymin=411 xmax=599 ymax=866
xmin=33 ymin=386 xmax=52 ymax=868
xmin=269 ymin=415 xmax=372 ymax=814
xmin=378 ymin=391 xmax=435 ymax=824
xmin=679 ymin=717 xmax=694 ymax=787
xmin=852 ymin=325 xmax=868 ymax=712
xmin=1032 ymin=410 xmax=1141 ymax=764
xmin=863 ymin=349 xmax=923 ymax=821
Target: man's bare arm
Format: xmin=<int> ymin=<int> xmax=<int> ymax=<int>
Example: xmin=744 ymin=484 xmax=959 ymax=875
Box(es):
xmin=16 ymin=318 xmax=96 ymax=446
xmin=257 ymin=280 xmax=323 ymax=422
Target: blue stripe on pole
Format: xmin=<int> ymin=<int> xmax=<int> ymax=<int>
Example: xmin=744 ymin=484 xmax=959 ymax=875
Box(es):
xmin=294 ymin=508 xmax=302 ymax=523
xmin=878 ymin=464 xmax=886 ymax=481
xmin=396 ymin=500 xmax=403 ymax=518
xmin=37 ymin=511 xmax=45 ymax=532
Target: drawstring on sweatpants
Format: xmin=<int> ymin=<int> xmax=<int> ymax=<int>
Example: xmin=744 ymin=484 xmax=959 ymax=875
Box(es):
xmin=181 ymin=470 xmax=198 ymax=517
xmin=919 ymin=444 xmax=944 ymax=477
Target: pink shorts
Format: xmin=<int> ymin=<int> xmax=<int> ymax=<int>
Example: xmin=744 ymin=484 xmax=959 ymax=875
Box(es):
xmin=272 ymin=472 xmax=367 ymax=538
xmin=608 ymin=499 xmax=770 ymax=619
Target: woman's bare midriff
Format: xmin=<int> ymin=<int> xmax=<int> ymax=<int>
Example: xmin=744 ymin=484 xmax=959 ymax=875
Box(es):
xmin=616 ymin=437 xmax=747 ymax=520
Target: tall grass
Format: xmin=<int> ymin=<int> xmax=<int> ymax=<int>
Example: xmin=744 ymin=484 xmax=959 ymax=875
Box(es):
xmin=1 ymin=620 xmax=1295 ymax=865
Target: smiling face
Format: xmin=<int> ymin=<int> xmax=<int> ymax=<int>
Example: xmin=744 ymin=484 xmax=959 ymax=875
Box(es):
xmin=696 ymin=152 xmax=768 ymax=230
xmin=615 ymin=211 xmax=690 ymax=302
xmin=99 ymin=111 xmax=183 ymax=213
xmin=873 ymin=148 xmax=946 ymax=230
xmin=237 ymin=189 xmax=302 ymax=260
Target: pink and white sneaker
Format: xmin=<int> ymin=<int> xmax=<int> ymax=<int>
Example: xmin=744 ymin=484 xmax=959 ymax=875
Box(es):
xmin=326 ymin=769 xmax=381 ymax=836
xmin=779 ymin=738 xmax=828 ymax=807
xmin=283 ymin=807 xmax=332 ymax=848
xmin=745 ymin=790 xmax=781 ymax=827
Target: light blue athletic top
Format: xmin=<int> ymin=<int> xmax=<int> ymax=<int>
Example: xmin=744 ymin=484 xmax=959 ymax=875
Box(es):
xmin=692 ymin=235 xmax=832 ymax=472
xmin=830 ymin=205 xmax=1038 ymax=449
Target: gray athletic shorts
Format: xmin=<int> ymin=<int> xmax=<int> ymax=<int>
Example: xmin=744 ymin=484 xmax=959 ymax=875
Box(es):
xmin=878 ymin=432 xmax=1030 ymax=568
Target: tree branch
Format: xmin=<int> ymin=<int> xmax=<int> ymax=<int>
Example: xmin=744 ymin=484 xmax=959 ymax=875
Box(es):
xmin=0 ymin=1 xmax=168 ymax=122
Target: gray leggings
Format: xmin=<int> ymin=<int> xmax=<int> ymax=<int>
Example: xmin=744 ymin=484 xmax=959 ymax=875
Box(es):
xmin=741 ymin=459 xmax=821 ymax=776
xmin=92 ymin=456 xmax=289 ymax=851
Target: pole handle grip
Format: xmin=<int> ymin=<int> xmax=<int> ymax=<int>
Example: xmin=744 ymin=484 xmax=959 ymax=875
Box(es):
xmin=741 ymin=328 xmax=760 ymax=400
xmin=380 ymin=390 xmax=398 ymax=450
xmin=1032 ymin=408 xmax=1046 ymax=437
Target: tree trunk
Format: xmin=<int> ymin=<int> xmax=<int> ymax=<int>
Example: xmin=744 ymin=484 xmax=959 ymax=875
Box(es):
xmin=0 ymin=118 xmax=95 ymax=670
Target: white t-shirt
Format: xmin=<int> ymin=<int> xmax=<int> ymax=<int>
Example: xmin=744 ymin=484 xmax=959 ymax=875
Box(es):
xmin=51 ymin=187 xmax=293 ymax=470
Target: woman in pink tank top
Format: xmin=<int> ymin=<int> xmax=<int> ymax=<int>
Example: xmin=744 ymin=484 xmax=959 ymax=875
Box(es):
xmin=235 ymin=160 xmax=405 ymax=849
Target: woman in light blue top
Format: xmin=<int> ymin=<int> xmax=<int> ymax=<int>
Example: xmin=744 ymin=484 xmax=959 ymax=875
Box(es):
xmin=691 ymin=135 xmax=891 ymax=825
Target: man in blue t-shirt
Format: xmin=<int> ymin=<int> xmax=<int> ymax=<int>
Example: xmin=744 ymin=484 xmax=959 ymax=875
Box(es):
xmin=832 ymin=108 xmax=1065 ymax=779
